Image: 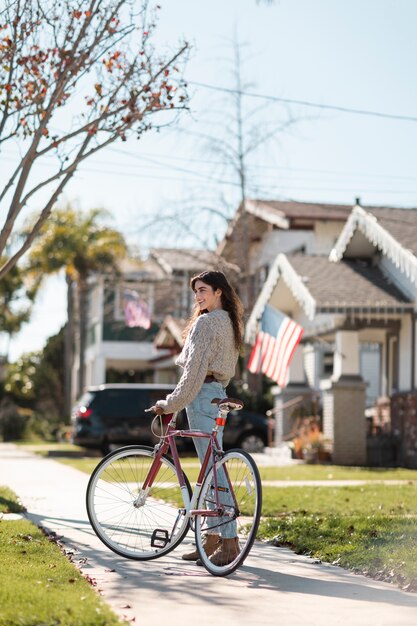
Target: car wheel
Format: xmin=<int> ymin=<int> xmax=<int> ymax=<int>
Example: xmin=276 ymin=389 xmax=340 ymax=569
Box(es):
xmin=238 ymin=433 xmax=266 ymax=453
xmin=100 ymin=439 xmax=110 ymax=456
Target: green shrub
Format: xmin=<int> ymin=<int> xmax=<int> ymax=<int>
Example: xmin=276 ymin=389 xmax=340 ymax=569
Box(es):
xmin=24 ymin=411 xmax=64 ymax=441
xmin=0 ymin=398 xmax=28 ymax=441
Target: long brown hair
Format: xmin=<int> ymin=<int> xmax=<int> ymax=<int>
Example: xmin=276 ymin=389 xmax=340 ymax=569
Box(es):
xmin=183 ymin=270 xmax=244 ymax=350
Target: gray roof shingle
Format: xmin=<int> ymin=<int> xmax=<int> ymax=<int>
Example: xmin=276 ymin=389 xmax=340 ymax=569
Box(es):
xmin=149 ymin=248 xmax=235 ymax=274
xmin=287 ymin=254 xmax=413 ymax=310
xmin=364 ymin=206 xmax=417 ymax=257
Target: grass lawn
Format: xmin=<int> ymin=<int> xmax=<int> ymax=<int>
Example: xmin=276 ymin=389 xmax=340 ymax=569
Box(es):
xmin=0 ymin=487 xmax=123 ymax=626
xmin=23 ymin=442 xmax=417 ymax=481
xmin=51 ymin=456 xmax=417 ymax=483
xmin=260 ymin=483 xmax=417 ymax=591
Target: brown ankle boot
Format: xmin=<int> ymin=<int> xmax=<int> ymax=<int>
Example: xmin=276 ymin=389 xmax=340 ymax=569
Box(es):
xmin=182 ymin=534 xmax=220 ymax=561
xmin=209 ymin=537 xmax=240 ymax=566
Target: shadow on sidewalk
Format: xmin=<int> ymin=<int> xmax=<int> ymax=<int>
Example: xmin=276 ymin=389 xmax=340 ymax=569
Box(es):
xmin=25 ymin=509 xmax=417 ymax=610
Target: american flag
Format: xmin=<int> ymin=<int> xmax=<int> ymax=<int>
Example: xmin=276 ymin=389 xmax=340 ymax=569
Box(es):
xmin=122 ymin=289 xmax=151 ymax=329
xmin=247 ymin=304 xmax=304 ymax=387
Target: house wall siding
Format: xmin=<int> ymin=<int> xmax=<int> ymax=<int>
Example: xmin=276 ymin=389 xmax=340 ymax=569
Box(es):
xmin=253 ymin=230 xmax=315 ymax=271
xmin=313 ymin=221 xmax=346 ymax=254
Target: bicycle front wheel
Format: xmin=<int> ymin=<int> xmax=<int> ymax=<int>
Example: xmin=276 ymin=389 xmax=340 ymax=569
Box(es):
xmin=194 ymin=449 xmax=262 ymax=576
xmin=86 ymin=445 xmax=191 ymax=560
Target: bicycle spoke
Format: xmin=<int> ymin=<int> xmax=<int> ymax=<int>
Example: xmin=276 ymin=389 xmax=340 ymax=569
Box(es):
xmin=194 ymin=449 xmax=262 ymax=576
xmin=86 ymin=446 xmax=191 ymax=560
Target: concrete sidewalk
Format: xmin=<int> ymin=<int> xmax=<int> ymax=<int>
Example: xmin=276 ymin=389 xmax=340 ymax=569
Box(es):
xmin=1 ymin=443 xmax=417 ymax=626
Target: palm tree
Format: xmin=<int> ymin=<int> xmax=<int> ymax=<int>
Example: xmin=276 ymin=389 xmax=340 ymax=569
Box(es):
xmin=28 ymin=206 xmax=128 ymax=418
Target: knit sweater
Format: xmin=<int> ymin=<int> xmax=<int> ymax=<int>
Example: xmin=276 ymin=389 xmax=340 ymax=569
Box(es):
xmin=158 ymin=309 xmax=239 ymax=414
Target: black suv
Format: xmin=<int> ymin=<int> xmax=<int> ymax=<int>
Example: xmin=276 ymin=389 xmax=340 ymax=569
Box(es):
xmin=71 ymin=383 xmax=268 ymax=454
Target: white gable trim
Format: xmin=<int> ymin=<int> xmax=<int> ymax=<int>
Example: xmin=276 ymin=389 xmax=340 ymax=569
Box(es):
xmin=150 ymin=251 xmax=173 ymax=274
xmin=330 ymin=205 xmax=417 ymax=286
xmin=245 ymin=253 xmax=316 ymax=344
xmin=245 ymin=200 xmax=290 ymax=229
xmin=217 ymin=200 xmax=289 ymax=256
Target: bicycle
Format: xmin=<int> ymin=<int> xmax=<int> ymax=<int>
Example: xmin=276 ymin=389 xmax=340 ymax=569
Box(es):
xmin=86 ymin=396 xmax=262 ymax=576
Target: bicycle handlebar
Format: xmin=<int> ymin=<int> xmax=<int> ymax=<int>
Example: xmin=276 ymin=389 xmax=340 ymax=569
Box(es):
xmin=145 ymin=397 xmax=244 ymax=415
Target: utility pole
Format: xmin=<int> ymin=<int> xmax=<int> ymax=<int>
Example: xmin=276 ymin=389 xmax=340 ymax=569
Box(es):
xmin=234 ymin=42 xmax=251 ymax=311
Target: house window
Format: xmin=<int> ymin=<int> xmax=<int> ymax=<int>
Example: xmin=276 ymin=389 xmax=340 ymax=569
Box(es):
xmin=322 ymin=350 xmax=334 ymax=377
xmin=173 ymin=270 xmax=192 ymax=318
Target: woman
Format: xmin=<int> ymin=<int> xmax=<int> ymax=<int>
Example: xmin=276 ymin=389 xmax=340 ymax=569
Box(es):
xmin=154 ymin=270 xmax=244 ymax=566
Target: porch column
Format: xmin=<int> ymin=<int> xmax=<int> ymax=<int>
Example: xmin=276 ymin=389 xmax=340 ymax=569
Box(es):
xmin=321 ymin=329 xmax=367 ymax=465
xmin=333 ymin=330 xmax=360 ymax=380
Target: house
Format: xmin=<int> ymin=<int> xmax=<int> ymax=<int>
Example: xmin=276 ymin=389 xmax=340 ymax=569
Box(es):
xmin=72 ymin=248 xmax=236 ymax=399
xmin=244 ymin=201 xmax=417 ymax=466
xmin=218 ymin=199 xmax=352 ymax=308
xmin=330 ymin=204 xmax=417 ymax=466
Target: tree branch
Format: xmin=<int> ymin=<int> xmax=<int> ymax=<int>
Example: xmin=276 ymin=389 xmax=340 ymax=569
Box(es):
xmin=0 ymin=0 xmax=189 ymax=272
xmin=0 ymin=134 xmax=94 ymax=280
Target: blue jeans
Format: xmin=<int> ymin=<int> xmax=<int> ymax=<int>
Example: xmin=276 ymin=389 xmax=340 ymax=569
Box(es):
xmin=186 ymin=382 xmax=236 ymax=538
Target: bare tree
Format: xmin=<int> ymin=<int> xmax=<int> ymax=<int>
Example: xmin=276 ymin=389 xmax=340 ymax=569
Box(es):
xmin=0 ymin=0 xmax=188 ymax=278
xmin=201 ymin=40 xmax=301 ymax=307
xmin=135 ymin=38 xmax=299 ymax=307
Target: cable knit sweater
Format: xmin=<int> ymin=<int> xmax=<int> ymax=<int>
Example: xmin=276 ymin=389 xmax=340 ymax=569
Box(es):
xmin=157 ymin=309 xmax=239 ymax=414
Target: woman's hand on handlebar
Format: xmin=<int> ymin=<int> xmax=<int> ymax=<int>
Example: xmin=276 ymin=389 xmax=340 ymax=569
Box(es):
xmin=145 ymin=404 xmax=165 ymax=416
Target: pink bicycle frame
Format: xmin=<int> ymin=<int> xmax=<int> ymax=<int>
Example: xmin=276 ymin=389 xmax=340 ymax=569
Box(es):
xmin=141 ymin=412 xmax=237 ymax=520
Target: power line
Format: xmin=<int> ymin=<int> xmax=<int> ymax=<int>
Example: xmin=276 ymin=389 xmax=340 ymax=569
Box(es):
xmin=109 ymin=148 xmax=417 ymax=183
xmin=189 ymin=81 xmax=417 ymax=124
xmin=109 ymin=148 xmax=240 ymax=187
xmin=72 ymin=165 xmax=238 ymax=187
xmin=3 ymin=147 xmax=417 ymax=194
xmin=4 ymin=138 xmax=417 ymax=188
xmin=27 ymin=148 xmax=417 ymax=186
xmin=76 ymin=166 xmax=417 ymax=195
xmin=253 ymin=184 xmax=417 ymax=194
xmin=82 ymin=161 xmax=417 ymax=193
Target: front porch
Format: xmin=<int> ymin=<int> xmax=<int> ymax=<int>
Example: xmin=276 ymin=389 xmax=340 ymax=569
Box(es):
xmin=246 ymin=253 xmax=414 ymax=466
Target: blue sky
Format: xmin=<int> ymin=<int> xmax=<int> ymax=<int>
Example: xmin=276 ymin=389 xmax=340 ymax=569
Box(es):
xmin=7 ymin=0 xmax=417 ymax=361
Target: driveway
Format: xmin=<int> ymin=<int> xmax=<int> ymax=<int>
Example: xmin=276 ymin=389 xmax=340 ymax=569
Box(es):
xmin=1 ymin=443 xmax=417 ymax=626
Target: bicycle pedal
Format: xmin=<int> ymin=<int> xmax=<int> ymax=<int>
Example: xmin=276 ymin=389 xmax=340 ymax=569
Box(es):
xmin=210 ymin=484 xmax=229 ymax=493
xmin=151 ymin=528 xmax=170 ymax=548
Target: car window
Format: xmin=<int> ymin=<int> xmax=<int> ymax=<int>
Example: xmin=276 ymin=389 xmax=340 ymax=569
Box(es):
xmin=96 ymin=390 xmax=146 ymax=418
xmin=96 ymin=388 xmax=174 ymax=419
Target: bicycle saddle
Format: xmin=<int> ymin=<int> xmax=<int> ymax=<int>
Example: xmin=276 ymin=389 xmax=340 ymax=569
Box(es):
xmin=211 ymin=397 xmax=244 ymax=411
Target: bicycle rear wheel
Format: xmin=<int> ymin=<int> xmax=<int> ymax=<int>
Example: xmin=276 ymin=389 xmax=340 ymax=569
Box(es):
xmin=86 ymin=445 xmax=191 ymax=560
xmin=194 ymin=449 xmax=262 ymax=576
